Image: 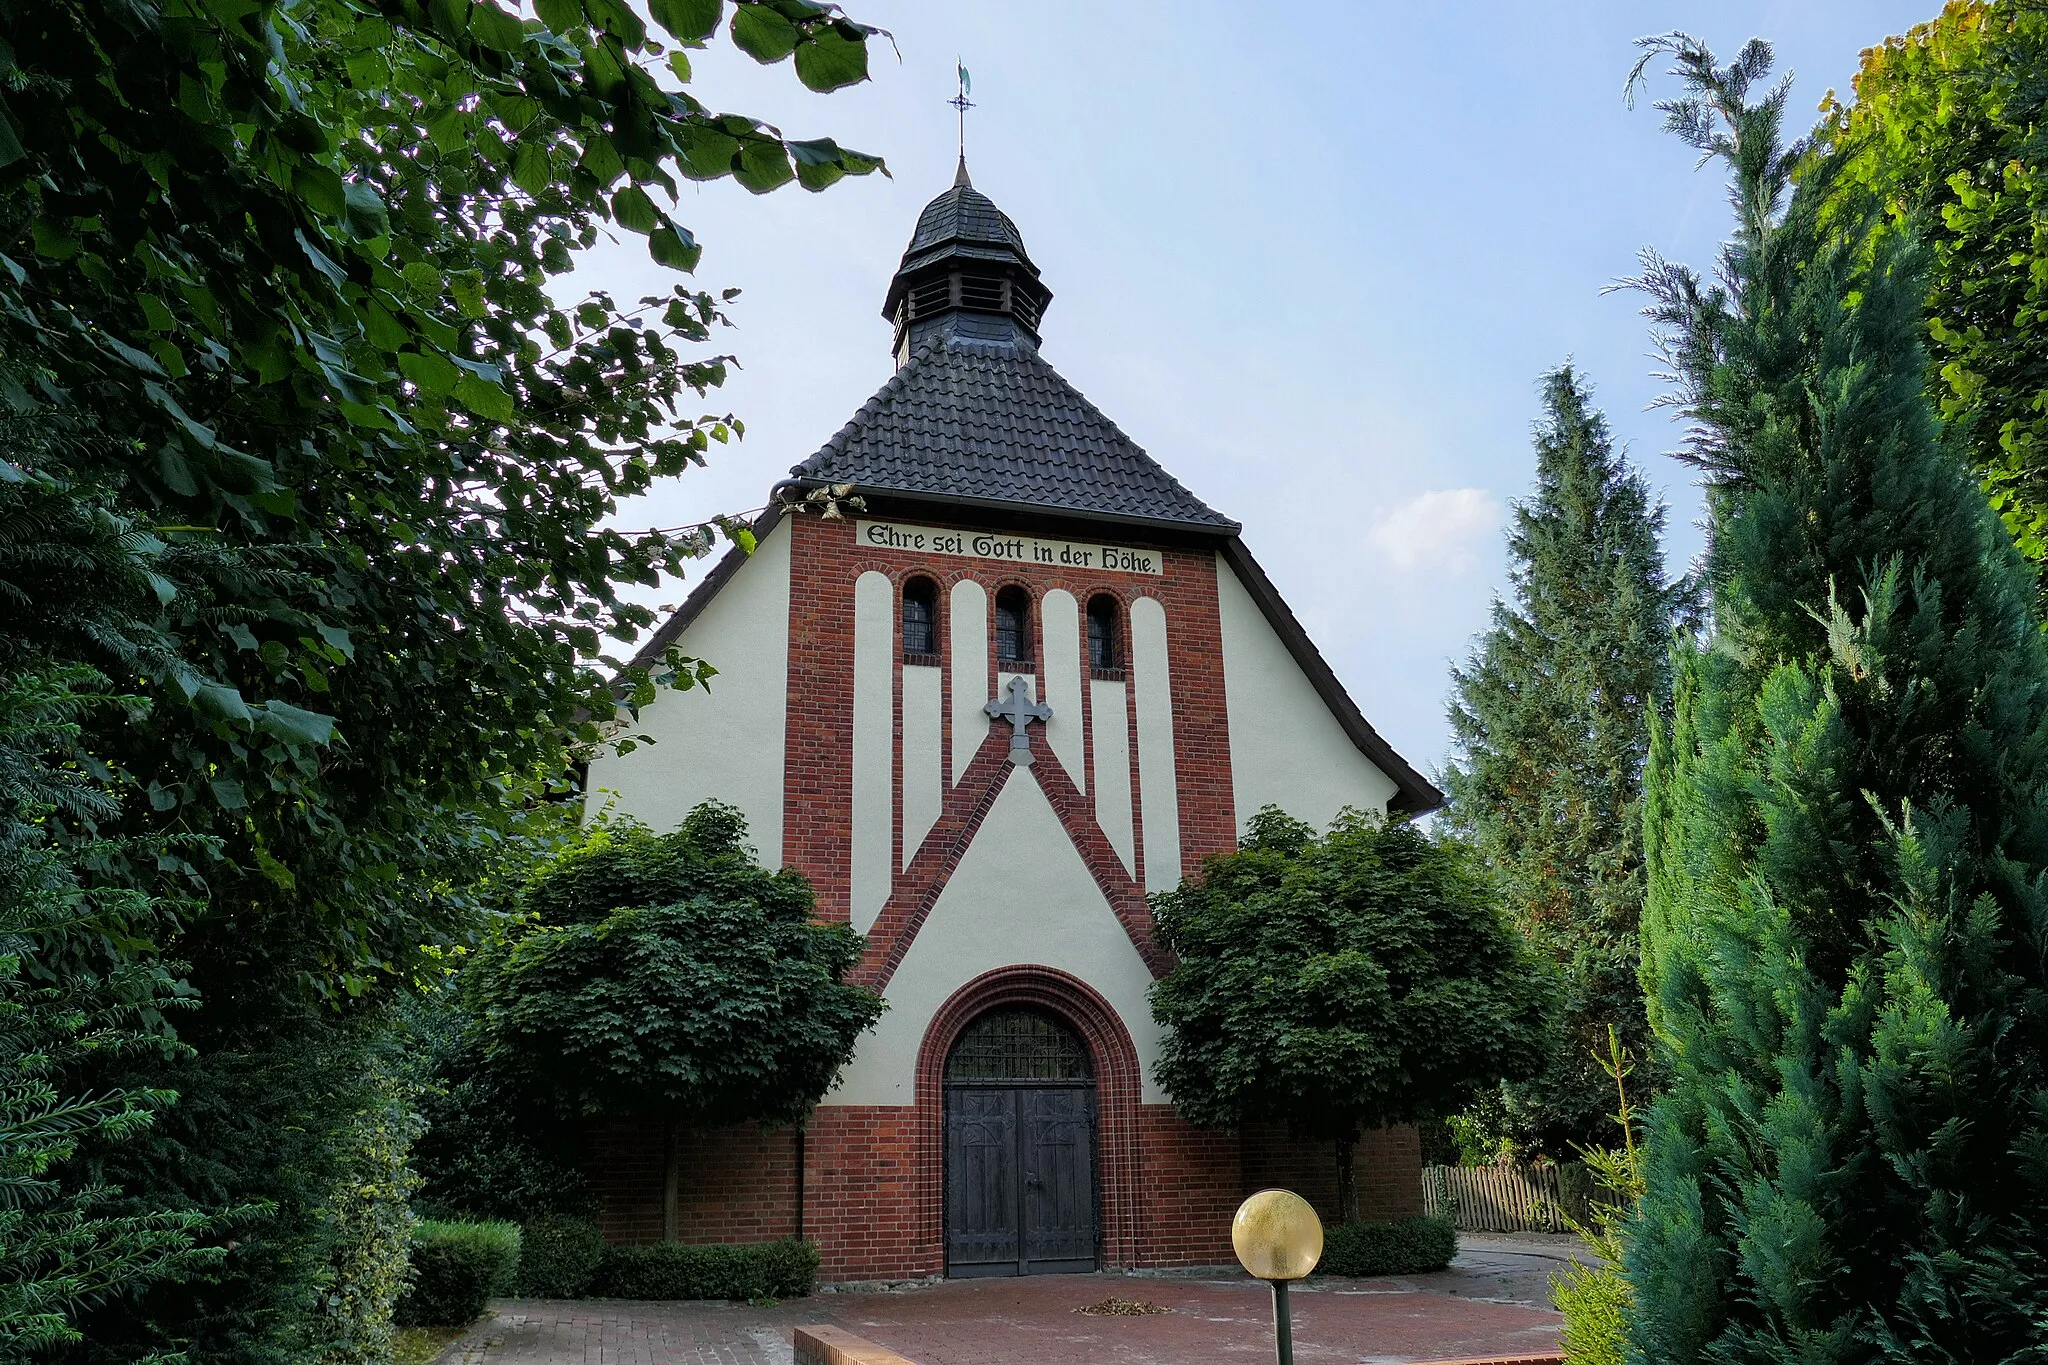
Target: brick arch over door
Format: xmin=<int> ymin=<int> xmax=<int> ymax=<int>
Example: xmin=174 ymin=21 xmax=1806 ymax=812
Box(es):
xmin=916 ymin=966 xmax=1145 ymax=1270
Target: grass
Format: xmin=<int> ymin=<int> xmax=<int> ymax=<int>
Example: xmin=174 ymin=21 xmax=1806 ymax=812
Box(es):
xmin=393 ymin=1325 xmax=469 ymax=1365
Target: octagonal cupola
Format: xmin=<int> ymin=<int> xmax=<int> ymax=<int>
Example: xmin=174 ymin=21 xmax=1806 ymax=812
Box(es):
xmin=882 ymin=158 xmax=1054 ymax=365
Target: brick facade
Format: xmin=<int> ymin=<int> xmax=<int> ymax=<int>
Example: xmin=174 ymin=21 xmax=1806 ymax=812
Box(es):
xmin=584 ymin=506 xmax=1424 ymax=1281
xmin=587 ymin=966 xmax=1424 ymax=1281
xmin=589 ymin=1109 xmax=1426 ymax=1280
xmin=781 ymin=508 xmax=1242 ymax=936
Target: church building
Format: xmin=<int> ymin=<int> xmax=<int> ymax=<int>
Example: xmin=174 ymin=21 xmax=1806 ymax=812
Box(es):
xmin=582 ymin=163 xmax=1442 ymax=1282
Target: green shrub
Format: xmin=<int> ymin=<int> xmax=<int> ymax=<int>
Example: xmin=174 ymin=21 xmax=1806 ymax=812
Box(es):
xmin=594 ymin=1237 xmax=819 ymax=1301
xmin=1317 ymin=1215 xmax=1457 ymax=1277
xmin=1554 ymin=1029 xmax=1642 ymax=1365
xmin=394 ymin=1220 xmax=521 ymax=1327
xmin=1553 ymin=1252 xmax=1631 ymax=1365
xmin=518 ymin=1215 xmax=608 ymax=1298
xmin=310 ymin=1071 xmax=424 ymax=1365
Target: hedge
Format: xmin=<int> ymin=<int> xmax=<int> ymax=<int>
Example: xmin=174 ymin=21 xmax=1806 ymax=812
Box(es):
xmin=517 ymin=1215 xmax=608 ymax=1299
xmin=595 ymin=1237 xmax=819 ymax=1301
xmin=1318 ymin=1215 xmax=1457 ymax=1277
xmin=394 ymin=1220 xmax=521 ymax=1328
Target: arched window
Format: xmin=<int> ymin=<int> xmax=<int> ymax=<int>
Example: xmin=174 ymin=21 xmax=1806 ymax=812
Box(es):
xmin=902 ymin=577 xmax=939 ymax=657
xmin=945 ymin=1009 xmax=1091 ymax=1082
xmin=994 ymin=585 xmax=1032 ymax=664
xmin=1086 ymin=594 xmax=1121 ymax=672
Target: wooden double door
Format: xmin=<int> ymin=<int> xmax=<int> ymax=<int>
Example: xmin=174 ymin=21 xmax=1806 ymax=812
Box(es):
xmin=942 ymin=1009 xmax=1099 ymax=1277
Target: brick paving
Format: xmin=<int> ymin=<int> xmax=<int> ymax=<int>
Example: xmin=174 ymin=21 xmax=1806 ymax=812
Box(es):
xmin=441 ymin=1236 xmax=1580 ymax=1365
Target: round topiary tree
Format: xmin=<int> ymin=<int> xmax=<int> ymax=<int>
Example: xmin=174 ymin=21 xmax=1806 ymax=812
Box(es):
xmin=1149 ymin=808 xmax=1553 ymax=1221
xmin=468 ymin=802 xmax=885 ymax=1240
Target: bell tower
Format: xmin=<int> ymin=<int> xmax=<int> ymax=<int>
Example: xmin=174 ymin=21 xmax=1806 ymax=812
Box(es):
xmin=880 ymin=161 xmax=1055 ymax=366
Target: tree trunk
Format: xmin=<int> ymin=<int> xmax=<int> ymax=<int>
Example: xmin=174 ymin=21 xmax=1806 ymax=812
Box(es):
xmin=1335 ymin=1132 xmax=1358 ymax=1225
xmin=662 ymin=1119 xmax=680 ymax=1243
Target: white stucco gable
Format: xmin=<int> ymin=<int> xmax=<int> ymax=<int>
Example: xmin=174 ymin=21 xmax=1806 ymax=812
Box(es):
xmin=583 ymin=517 xmax=792 ymax=863
xmin=826 ymin=766 xmax=1167 ymax=1107
xmin=1215 ymin=550 xmax=1400 ymax=834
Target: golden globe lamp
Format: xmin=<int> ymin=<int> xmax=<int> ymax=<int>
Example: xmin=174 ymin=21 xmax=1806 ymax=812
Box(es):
xmin=1232 ymin=1189 xmax=1323 ymax=1365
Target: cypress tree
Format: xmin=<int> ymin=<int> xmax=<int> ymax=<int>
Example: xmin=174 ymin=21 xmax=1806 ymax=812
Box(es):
xmin=1623 ymin=35 xmax=2048 ymax=1360
xmin=1445 ymin=365 xmax=1686 ymax=1155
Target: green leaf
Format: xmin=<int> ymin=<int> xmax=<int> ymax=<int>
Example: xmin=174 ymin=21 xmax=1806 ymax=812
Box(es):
xmin=315 ymin=623 xmax=356 ymax=660
xmin=533 ymin=0 xmax=582 ymax=31
xmin=363 ymin=300 xmax=410 ymax=352
xmin=397 ymin=349 xmax=461 ymax=394
xmin=296 ymin=229 xmax=348 ymax=287
xmin=611 ymin=185 xmax=659 ymax=234
xmin=254 ymin=701 xmax=337 ymax=747
xmin=729 ymin=4 xmax=799 ymax=62
xmin=792 ymin=26 xmax=867 ymax=92
xmin=647 ymin=225 xmax=700 ymax=271
xmin=789 ymin=137 xmax=866 ymax=191
xmin=650 ymin=0 xmax=722 ymax=43
xmin=343 ymin=181 xmax=389 ymax=238
xmin=138 ymin=293 xmax=177 ymax=332
xmin=468 ymin=1 xmax=525 ymax=51
xmin=732 ymin=138 xmax=794 ymax=194
xmin=210 ymin=776 xmax=247 ymax=810
xmin=447 ymin=271 xmax=487 ymax=319
xmin=583 ymin=0 xmax=646 ymax=44
xmin=512 ymin=139 xmax=552 ymax=195
xmin=455 ymin=371 xmax=516 ymax=422
xmin=193 ymin=680 xmax=253 ymax=727
xmin=297 ymin=163 xmax=347 ymax=217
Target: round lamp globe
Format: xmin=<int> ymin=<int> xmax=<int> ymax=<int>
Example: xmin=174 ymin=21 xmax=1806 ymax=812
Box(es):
xmin=1231 ymin=1188 xmax=1324 ymax=1281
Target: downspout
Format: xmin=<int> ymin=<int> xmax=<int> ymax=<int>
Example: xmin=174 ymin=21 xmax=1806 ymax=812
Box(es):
xmin=795 ymin=1123 xmax=807 ymax=1242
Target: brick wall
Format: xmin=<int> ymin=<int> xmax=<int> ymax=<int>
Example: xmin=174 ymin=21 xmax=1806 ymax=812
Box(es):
xmin=803 ymin=1106 xmax=930 ymax=1280
xmin=1239 ymin=1122 xmax=1425 ymax=1224
xmin=587 ymin=1119 xmax=800 ymax=1248
xmin=588 ymin=1111 xmax=1425 ymax=1278
xmin=1133 ymin=1106 xmax=1240 ymax=1265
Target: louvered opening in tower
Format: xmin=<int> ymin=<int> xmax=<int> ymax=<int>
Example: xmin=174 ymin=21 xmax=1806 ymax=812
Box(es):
xmin=907 ymin=277 xmax=953 ymax=319
xmin=958 ymin=276 xmax=1005 ymax=311
xmin=1010 ymin=289 xmax=1043 ymax=332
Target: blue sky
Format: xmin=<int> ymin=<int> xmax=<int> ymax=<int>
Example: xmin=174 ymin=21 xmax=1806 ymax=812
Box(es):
xmin=581 ymin=1 xmax=1937 ymax=788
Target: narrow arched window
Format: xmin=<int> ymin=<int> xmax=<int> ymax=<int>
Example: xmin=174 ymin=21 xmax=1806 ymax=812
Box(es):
xmin=902 ymin=577 xmax=938 ymax=657
xmin=1087 ymin=594 xmax=1121 ymax=671
xmin=994 ymin=585 xmax=1032 ymax=664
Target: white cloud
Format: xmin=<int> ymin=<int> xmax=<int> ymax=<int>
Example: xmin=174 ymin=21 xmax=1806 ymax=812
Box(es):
xmin=1365 ymin=488 xmax=1502 ymax=572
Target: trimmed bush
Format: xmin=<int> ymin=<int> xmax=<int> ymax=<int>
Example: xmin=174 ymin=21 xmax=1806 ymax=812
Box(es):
xmin=394 ymin=1220 xmax=521 ymax=1328
xmin=517 ymin=1215 xmax=608 ymax=1299
xmin=594 ymin=1238 xmax=819 ymax=1301
xmin=1318 ymin=1215 xmax=1457 ymax=1277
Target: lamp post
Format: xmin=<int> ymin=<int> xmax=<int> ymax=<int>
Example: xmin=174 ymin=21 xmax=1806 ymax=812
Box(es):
xmin=1231 ymin=1188 xmax=1324 ymax=1365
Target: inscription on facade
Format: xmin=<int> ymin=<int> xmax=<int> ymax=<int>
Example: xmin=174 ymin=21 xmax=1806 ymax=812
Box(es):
xmin=857 ymin=521 xmax=1164 ymax=575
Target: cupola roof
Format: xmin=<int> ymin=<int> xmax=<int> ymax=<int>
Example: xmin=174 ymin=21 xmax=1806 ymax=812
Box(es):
xmin=881 ymin=162 xmax=1053 ymax=357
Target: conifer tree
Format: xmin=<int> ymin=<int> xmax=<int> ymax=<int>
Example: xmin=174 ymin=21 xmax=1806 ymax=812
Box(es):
xmin=1623 ymin=35 xmax=2048 ymax=1360
xmin=1445 ymin=365 xmax=1685 ymax=1154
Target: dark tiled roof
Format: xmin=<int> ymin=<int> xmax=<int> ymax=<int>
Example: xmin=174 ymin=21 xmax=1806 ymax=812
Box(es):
xmin=789 ymin=333 xmax=1238 ymax=532
xmin=898 ymin=183 xmax=1034 ymax=276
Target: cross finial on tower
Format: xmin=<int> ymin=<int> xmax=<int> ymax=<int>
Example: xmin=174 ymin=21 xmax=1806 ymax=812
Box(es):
xmin=949 ymin=60 xmax=974 ymax=183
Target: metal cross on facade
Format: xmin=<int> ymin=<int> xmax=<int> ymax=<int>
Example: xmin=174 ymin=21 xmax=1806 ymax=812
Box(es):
xmin=984 ymin=676 xmax=1052 ymax=766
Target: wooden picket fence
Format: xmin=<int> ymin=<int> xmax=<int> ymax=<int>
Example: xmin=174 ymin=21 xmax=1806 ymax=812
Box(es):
xmin=1421 ymin=1162 xmax=1613 ymax=1233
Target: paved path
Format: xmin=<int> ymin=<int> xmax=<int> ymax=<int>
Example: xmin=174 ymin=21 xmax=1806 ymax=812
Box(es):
xmin=443 ymin=1236 xmax=1586 ymax=1365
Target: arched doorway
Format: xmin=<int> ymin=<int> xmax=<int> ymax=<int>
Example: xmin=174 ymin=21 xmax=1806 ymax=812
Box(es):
xmin=943 ymin=1008 xmax=1100 ymax=1276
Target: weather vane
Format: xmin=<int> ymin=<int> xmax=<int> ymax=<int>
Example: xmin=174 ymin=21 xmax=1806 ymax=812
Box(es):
xmin=949 ymin=60 xmax=974 ymax=164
